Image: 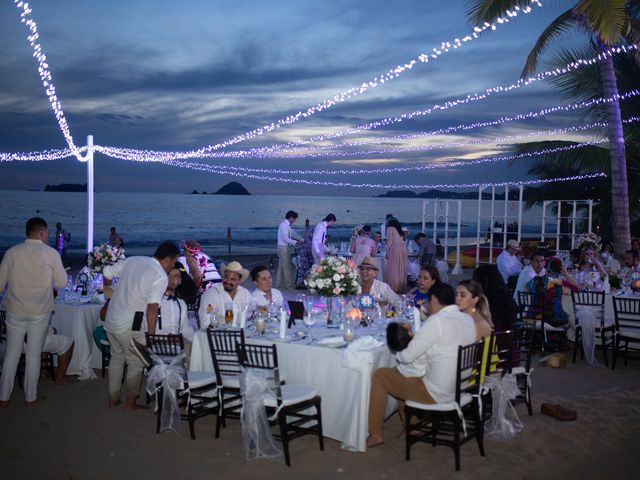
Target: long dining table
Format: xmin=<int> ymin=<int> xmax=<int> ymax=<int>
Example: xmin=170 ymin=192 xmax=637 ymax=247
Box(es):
xmin=189 ymin=321 xmax=397 ymax=452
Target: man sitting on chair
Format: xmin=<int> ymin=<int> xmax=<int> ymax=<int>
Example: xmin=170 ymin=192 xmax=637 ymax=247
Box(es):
xmin=366 ymin=283 xmax=475 ymax=448
xmin=39 ymin=327 xmax=75 ymax=384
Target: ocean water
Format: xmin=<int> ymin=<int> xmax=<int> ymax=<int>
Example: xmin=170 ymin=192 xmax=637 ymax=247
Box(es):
xmin=0 ymin=190 xmax=548 ymax=255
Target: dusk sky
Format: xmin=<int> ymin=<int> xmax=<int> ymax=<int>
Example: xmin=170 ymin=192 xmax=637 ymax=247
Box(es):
xmin=0 ymin=1 xmax=596 ymax=196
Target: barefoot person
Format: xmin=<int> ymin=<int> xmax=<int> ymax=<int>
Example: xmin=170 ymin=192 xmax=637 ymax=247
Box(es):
xmin=102 ymin=241 xmax=179 ymax=410
xmin=366 ymin=283 xmax=475 ymax=448
xmin=0 ymin=217 xmax=67 ymax=407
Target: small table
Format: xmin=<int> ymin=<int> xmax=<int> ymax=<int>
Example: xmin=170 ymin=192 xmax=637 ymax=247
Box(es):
xmin=52 ymin=302 xmax=103 ymax=380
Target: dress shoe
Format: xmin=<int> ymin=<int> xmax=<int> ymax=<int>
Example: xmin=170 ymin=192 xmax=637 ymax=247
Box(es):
xmin=541 ymin=403 xmax=577 ymax=421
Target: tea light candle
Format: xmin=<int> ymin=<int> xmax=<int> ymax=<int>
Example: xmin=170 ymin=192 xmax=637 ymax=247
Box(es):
xmin=343 ymin=328 xmax=355 ymax=342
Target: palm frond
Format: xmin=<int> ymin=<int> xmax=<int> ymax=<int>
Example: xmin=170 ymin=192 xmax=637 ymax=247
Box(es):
xmin=576 ymin=0 xmax=627 ymax=45
xmin=465 ymin=0 xmax=532 ymax=25
xmin=521 ymin=9 xmax=577 ymax=78
xmin=508 ymin=140 xmax=610 ymax=173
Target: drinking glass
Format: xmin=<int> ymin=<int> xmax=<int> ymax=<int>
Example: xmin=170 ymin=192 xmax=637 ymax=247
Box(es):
xmin=224 ymin=302 xmax=234 ymax=324
xmin=303 ymin=310 xmax=317 ymax=339
xmin=255 ymin=315 xmax=266 ymax=335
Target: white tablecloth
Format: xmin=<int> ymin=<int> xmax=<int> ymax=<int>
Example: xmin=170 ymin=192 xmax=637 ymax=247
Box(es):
xmin=190 ymin=323 xmax=396 ymax=452
xmin=52 ymin=303 xmax=103 ymax=380
xmin=561 ymin=292 xmax=637 ymax=341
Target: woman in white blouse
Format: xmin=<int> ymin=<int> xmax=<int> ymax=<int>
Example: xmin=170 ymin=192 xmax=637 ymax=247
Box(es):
xmin=250 ymin=265 xmax=284 ymax=306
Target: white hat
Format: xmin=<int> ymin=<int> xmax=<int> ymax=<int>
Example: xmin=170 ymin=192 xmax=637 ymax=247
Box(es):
xmin=506 ymin=239 xmax=521 ymax=251
xmin=219 ymin=261 xmax=249 ymax=283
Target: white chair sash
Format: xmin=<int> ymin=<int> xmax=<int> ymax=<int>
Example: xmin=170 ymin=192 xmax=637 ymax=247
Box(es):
xmin=145 ymin=352 xmax=186 ymax=434
xmin=575 ymin=305 xmax=602 ymax=366
xmin=484 ymin=374 xmax=523 ymax=440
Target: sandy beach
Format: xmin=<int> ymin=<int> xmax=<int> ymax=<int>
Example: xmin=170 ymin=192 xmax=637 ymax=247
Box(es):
xmin=2 ymin=251 xmax=639 ymax=479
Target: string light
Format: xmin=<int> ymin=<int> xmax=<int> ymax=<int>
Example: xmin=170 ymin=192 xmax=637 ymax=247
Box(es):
xmin=13 ymin=1 xmax=80 ymax=158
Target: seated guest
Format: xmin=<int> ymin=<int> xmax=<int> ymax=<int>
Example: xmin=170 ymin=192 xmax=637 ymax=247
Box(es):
xmin=386 ymin=321 xmax=412 ymax=353
xmin=408 ymin=265 xmax=440 ymax=320
xmin=600 ymin=241 xmax=621 ymax=274
xmin=151 ymin=265 xmax=195 ymax=362
xmin=38 ymin=327 xmax=75 ymax=385
xmin=525 ymin=257 xmax=577 ymax=327
xmin=198 ymin=261 xmax=252 ymax=328
xmin=618 ymin=250 xmax=640 ymax=284
xmin=455 ymin=280 xmax=493 ymax=341
xmin=402 ymin=227 xmax=419 ymax=254
xmin=575 ymin=246 xmax=608 ymax=290
xmin=358 ymin=256 xmax=399 ymax=304
xmin=496 ymin=239 xmax=524 ymax=284
xmin=250 ymin=265 xmax=284 ymax=306
xmin=366 ymin=283 xmax=476 ymax=447
xmin=513 ymin=250 xmax=546 ymax=301
xmin=472 ymin=264 xmax=517 ymax=332
xmin=569 ymin=249 xmax=582 ymax=270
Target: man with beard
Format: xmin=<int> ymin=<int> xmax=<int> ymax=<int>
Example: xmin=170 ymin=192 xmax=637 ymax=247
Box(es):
xmin=198 ymin=261 xmax=251 ymax=329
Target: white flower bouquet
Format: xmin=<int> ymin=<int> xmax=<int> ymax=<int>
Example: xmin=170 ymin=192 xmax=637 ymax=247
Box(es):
xmin=574 ymin=232 xmax=602 ymax=252
xmin=305 ymin=256 xmax=361 ymax=297
xmin=87 ymin=243 xmax=126 ymax=272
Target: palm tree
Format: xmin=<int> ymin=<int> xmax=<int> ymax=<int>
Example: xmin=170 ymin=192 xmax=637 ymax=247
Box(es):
xmin=466 ymin=0 xmax=640 ymax=254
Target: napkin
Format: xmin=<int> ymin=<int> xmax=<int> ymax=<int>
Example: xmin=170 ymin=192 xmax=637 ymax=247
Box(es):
xmin=317 ymin=336 xmax=345 ymax=346
xmin=341 ymin=335 xmax=384 ymax=372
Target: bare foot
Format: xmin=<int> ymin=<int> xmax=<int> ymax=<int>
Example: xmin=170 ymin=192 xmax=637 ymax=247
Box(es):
xmin=0 ymin=400 xmax=9 ymax=408
xmin=366 ymin=434 xmax=384 ymax=448
xmin=25 ymin=396 xmax=46 ymax=406
xmin=108 ymin=400 xmax=122 ymax=408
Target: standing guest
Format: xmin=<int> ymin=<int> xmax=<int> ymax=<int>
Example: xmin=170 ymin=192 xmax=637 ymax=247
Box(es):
xmin=297 ymin=225 xmax=316 ymax=287
xmin=402 ymin=227 xmax=419 ymax=254
xmin=414 ymin=232 xmax=436 ymax=266
xmin=472 ymin=264 xmax=518 ymax=332
xmin=178 ymin=239 xmax=222 ymax=293
xmin=250 ymin=265 xmax=284 ymax=306
xmin=385 ymin=218 xmax=408 ymax=293
xmin=276 ymin=210 xmax=303 ymax=289
xmin=108 ymin=227 xmax=124 ymax=248
xmin=351 ymin=225 xmax=377 ymax=266
xmin=102 ymin=241 xmax=178 ymax=410
xmin=513 ymin=250 xmax=546 ymax=301
xmin=54 ymin=222 xmax=71 ymax=265
xmin=198 ymin=261 xmax=252 ymax=328
xmin=312 ymin=214 xmax=336 ymax=264
xmin=496 ymin=239 xmax=524 ymax=284
xmin=153 ymin=265 xmax=194 ymax=365
xmin=358 ymin=256 xmax=399 ymax=304
xmin=381 ymin=213 xmax=394 ymax=241
xmin=374 ymin=232 xmax=383 ymax=254
xmin=455 ymin=280 xmax=494 ymax=341
xmin=366 ymin=283 xmax=476 ymax=448
xmin=0 ymin=217 xmax=67 ymax=407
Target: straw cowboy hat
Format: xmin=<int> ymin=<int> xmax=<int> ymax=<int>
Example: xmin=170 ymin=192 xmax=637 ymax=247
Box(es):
xmin=359 ymin=256 xmax=379 ymax=271
xmin=506 ymin=239 xmax=521 ymax=251
xmin=219 ymin=261 xmax=250 ymax=283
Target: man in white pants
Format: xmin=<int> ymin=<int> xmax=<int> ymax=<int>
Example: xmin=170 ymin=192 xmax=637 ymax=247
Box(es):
xmin=0 ymin=217 xmax=67 ymax=406
xmin=276 ymin=210 xmax=303 ymax=289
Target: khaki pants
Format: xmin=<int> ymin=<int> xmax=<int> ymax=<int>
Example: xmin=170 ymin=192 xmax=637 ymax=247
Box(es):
xmin=276 ymin=245 xmax=292 ymax=289
xmin=106 ymin=330 xmax=145 ymax=402
xmin=368 ymin=367 xmax=435 ymax=437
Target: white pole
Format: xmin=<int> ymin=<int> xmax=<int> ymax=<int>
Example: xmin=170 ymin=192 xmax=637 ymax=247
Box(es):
xmin=541 ymin=201 xmax=548 ymax=243
xmin=84 ymin=135 xmax=94 ymax=253
xmin=489 ymin=186 xmax=496 ymax=263
xmin=571 ymin=201 xmax=577 ymax=250
xmin=452 ymin=200 xmax=463 ymax=274
xmin=421 ymin=200 xmax=426 ymax=233
xmin=476 ymin=186 xmax=483 ymax=268
xmin=588 ymin=200 xmax=593 ymax=233
xmin=503 ymin=186 xmax=508 ymax=248
xmin=444 ymin=201 xmax=450 ymax=261
xmin=556 ymin=200 xmax=561 ymax=253
xmin=433 ymin=201 xmax=438 ymax=244
xmin=517 ymin=185 xmax=523 ymax=242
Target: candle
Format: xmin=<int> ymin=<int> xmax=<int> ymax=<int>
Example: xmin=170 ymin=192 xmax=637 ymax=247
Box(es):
xmin=413 ymin=307 xmax=421 ymax=333
xmin=255 ymin=317 xmax=265 ymax=334
xmin=279 ymin=310 xmax=288 ymax=339
xmin=343 ymin=328 xmax=355 ymax=342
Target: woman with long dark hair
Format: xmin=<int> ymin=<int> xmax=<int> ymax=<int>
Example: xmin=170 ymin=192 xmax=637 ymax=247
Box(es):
xmin=472 ymin=264 xmax=517 ymax=331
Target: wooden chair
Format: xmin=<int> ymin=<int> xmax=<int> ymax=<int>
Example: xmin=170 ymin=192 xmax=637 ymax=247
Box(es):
xmin=404 ymin=340 xmax=486 ymax=471
xmin=206 ymin=328 xmax=246 ymax=438
xmin=571 ymin=291 xmax=613 ymax=366
xmin=511 ymin=322 xmax=535 ymax=416
xmin=145 ymin=333 xmax=217 ymax=439
xmin=236 ymin=342 xmax=324 ymax=467
xmin=517 ymin=291 xmax=567 ymax=354
xmin=612 ymin=297 xmax=640 ymax=369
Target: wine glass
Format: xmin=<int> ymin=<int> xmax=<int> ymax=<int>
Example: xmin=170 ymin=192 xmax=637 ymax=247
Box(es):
xmin=303 ymin=310 xmax=317 ymax=340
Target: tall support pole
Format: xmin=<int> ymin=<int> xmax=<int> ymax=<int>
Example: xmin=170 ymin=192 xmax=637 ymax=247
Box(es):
xmin=588 ymin=200 xmax=593 ymax=233
xmin=444 ymin=201 xmax=450 ymax=261
xmin=476 ymin=186 xmax=483 ymax=268
xmin=452 ymin=200 xmax=463 ymax=274
xmin=517 ymin=185 xmax=523 ymax=242
xmin=541 ymin=201 xmax=548 ymax=244
xmin=556 ymin=200 xmax=561 ymax=253
xmin=489 ymin=186 xmax=496 ymax=263
xmin=503 ymin=186 xmax=508 ymax=248
xmin=433 ymin=201 xmax=438 ymax=244
xmin=571 ymin=201 xmax=577 ymax=250
xmin=421 ymin=200 xmax=426 ymax=233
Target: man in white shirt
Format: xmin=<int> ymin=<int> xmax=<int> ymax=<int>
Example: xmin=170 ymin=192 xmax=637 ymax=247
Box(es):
xmin=102 ymin=241 xmax=179 ymax=410
xmin=312 ymin=213 xmax=336 ymax=264
xmin=366 ymin=282 xmax=475 ymax=447
xmin=496 ymin=239 xmax=524 ymax=284
xmin=358 ymin=256 xmax=399 ymax=303
xmin=513 ymin=250 xmax=546 ymax=301
xmin=198 ymin=261 xmax=252 ymax=328
xmin=276 ymin=210 xmax=303 ymax=289
xmin=0 ymin=217 xmax=67 ymax=406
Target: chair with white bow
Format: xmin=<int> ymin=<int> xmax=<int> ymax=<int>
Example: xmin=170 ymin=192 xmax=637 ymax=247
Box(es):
xmin=612 ymin=296 xmax=640 ymax=369
xmin=403 ymin=339 xmax=486 ymax=471
xmin=571 ymin=291 xmax=612 ymax=366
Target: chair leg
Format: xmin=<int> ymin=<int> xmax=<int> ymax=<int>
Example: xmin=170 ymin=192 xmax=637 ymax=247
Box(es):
xmin=315 ymin=398 xmax=324 ymax=451
xmin=475 ymin=402 xmax=485 ymax=457
xmin=405 ymin=406 xmax=412 ymax=461
xmin=156 ymin=387 xmax=163 ymax=434
xmin=278 ymin=411 xmax=292 ymax=467
xmin=525 ymin=377 xmax=533 ymax=416
xmin=188 ymin=405 xmax=196 ymax=440
xmin=453 ymin=415 xmax=461 ymax=471
xmin=572 ymin=327 xmax=580 ymax=363
xmin=601 ymin=329 xmax=609 ymax=367
xmin=612 ymin=337 xmax=618 ymax=370
xmin=624 ymin=341 xmax=629 ymax=366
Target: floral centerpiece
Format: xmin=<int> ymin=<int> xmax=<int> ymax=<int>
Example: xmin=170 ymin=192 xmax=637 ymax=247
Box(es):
xmin=574 ymin=232 xmax=602 ymax=252
xmin=87 ymin=243 xmax=126 ymax=273
xmin=306 ymin=256 xmax=361 ymax=297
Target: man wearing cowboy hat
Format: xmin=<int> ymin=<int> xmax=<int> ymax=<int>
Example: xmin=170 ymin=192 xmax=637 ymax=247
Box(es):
xmin=497 ymin=239 xmax=524 ymax=284
xmin=198 ymin=260 xmax=251 ymax=329
xmin=358 ymin=256 xmax=399 ymax=303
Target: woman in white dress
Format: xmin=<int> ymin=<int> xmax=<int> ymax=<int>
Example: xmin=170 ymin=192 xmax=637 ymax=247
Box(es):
xmin=250 ymin=265 xmax=284 ymax=306
xmin=350 ymin=224 xmax=377 ymax=266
